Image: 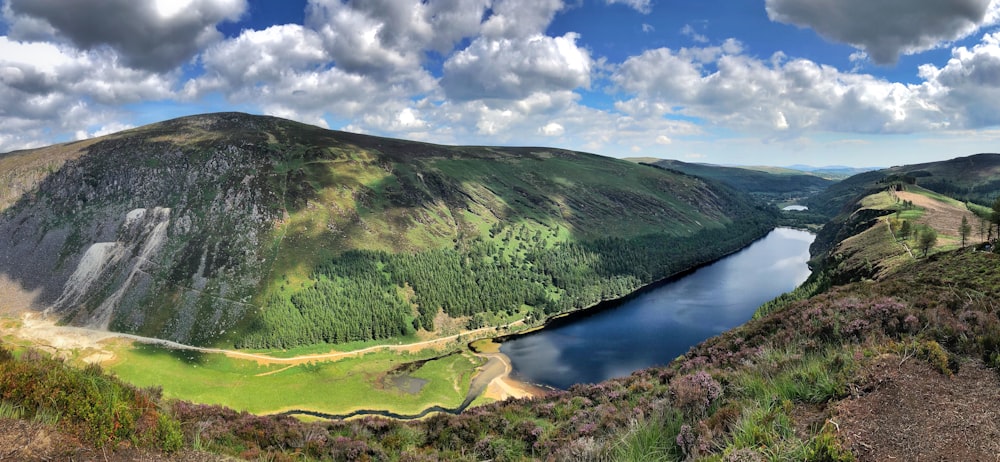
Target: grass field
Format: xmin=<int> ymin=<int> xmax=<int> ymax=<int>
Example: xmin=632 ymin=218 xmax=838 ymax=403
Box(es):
xmin=108 ymin=344 xmax=483 ymax=416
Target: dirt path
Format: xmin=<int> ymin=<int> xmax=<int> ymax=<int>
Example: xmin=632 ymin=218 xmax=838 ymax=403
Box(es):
xmin=883 ymin=218 xmax=914 ymax=259
xmin=8 ymin=313 xmax=524 ymax=367
xmin=835 ymin=354 xmax=1000 ymax=461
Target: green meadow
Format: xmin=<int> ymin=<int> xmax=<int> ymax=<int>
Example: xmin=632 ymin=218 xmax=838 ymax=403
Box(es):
xmin=109 ymin=344 xmax=484 ymax=416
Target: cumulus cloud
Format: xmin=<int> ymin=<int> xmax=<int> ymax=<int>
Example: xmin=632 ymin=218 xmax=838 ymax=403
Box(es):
xmin=6 ymin=0 xmax=1000 ymax=161
xmin=75 ymin=121 xmax=135 ymax=140
xmin=480 ymin=0 xmax=564 ymax=39
xmin=185 ymin=19 xmax=439 ymax=128
xmin=190 ymin=24 xmax=328 ymax=91
xmin=441 ymin=33 xmax=592 ymax=101
xmin=306 ymin=0 xmax=489 ymax=76
xmin=918 ymin=32 xmax=1000 ymax=128
xmin=613 ymin=41 xmax=953 ymax=136
xmin=0 ymin=36 xmax=173 ymax=151
xmin=766 ymin=0 xmax=998 ymax=65
xmin=5 ymin=0 xmax=246 ymax=71
xmin=539 ymin=122 xmax=565 ymax=136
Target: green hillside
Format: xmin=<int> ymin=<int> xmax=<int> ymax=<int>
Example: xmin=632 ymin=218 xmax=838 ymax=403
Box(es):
xmin=806 ymin=153 xmax=1000 ymax=218
xmin=6 ymin=211 xmax=1000 ymax=461
xmin=644 ymin=158 xmax=833 ymax=201
xmin=0 ymin=113 xmax=775 ymax=348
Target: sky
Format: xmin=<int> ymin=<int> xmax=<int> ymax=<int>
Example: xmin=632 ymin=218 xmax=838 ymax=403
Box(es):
xmin=1 ymin=1 xmax=1000 ymax=167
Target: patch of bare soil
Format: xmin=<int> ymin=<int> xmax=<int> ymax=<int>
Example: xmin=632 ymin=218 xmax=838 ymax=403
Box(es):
xmin=897 ymin=191 xmax=975 ymax=241
xmin=0 ymin=419 xmax=232 ymax=461
xmin=834 ymin=354 xmax=1000 ymax=461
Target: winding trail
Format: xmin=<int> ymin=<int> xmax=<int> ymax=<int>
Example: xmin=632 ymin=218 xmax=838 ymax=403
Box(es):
xmin=14 ymin=312 xmax=521 ymax=366
xmin=10 ymin=313 xmax=547 ymax=420
xmin=884 ymin=217 xmax=914 ymax=259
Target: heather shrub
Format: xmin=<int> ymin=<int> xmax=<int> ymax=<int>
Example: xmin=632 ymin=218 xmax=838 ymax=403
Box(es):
xmin=671 ymin=371 xmax=723 ymax=417
xmin=978 ymin=327 xmax=1000 ymax=371
xmin=806 ymin=429 xmax=854 ymax=462
xmin=919 ymin=340 xmax=952 ymax=375
xmin=0 ymin=346 xmax=178 ymax=449
xmin=156 ymin=414 xmax=184 ymax=452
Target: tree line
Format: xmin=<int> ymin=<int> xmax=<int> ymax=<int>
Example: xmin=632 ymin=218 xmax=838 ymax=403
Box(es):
xmin=239 ymin=215 xmax=776 ymax=349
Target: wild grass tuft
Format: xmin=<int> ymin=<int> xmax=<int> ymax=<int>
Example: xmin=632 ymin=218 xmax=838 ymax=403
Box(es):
xmin=611 ymin=409 xmax=685 ymax=462
xmin=0 ymin=400 xmax=24 ymax=420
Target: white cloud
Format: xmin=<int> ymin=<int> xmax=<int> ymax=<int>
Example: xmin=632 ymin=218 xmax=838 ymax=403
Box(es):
xmin=606 ymin=0 xmax=652 ymax=14
xmin=5 ymin=0 xmax=246 ymax=71
xmin=195 ymin=24 xmax=328 ymax=87
xmin=185 ymin=22 xmax=436 ymax=129
xmin=305 ymin=0 xmax=490 ymax=75
xmin=539 ymin=122 xmax=565 ymax=136
xmin=681 ymin=24 xmax=708 ymax=43
xmin=766 ymin=0 xmax=999 ymax=65
xmin=0 ymin=36 xmax=172 ymax=151
xmin=916 ymin=32 xmax=1000 ymax=128
xmin=75 ymin=121 xmax=135 ymax=140
xmin=4 ymin=0 xmax=1000 ymax=164
xmin=611 ymin=40 xmax=978 ymax=136
xmin=642 ymin=23 xmax=654 ymax=33
xmin=480 ymin=0 xmax=564 ymax=39
xmin=441 ymin=33 xmax=592 ymax=101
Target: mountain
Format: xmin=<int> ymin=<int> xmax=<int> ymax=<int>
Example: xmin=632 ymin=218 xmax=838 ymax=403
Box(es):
xmin=5 ymin=188 xmax=999 ymax=461
xmin=786 ymin=164 xmax=882 ymax=179
xmin=806 ymin=153 xmax=1000 ymax=218
xmin=0 ymin=113 xmax=775 ymax=347
xmin=641 ymin=158 xmax=834 ymax=200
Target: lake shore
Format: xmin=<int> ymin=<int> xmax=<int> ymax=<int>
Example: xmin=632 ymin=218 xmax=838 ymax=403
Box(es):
xmin=476 ymin=351 xmax=550 ymax=401
xmin=498 ymin=227 xmax=815 ymax=389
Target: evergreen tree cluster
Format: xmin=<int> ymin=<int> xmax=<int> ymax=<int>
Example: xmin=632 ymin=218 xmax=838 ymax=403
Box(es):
xmin=239 ymin=213 xmax=776 ymax=349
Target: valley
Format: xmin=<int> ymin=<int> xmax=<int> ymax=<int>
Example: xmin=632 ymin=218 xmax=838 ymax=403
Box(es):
xmin=0 ymin=113 xmax=782 ymax=423
xmin=2 ymin=114 xmax=1000 ymax=461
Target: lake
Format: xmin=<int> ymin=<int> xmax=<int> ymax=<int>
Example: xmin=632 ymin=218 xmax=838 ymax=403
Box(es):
xmin=500 ymin=227 xmax=814 ymax=389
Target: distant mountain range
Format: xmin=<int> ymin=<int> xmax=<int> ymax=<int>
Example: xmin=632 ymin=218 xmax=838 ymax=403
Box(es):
xmin=633 ymin=158 xmax=834 ymax=201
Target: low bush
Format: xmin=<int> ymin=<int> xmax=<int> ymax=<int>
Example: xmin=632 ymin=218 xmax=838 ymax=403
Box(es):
xmin=0 ymin=344 xmax=181 ymax=451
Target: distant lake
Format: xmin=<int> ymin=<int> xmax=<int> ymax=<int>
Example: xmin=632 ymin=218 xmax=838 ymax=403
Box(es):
xmin=783 ymin=205 xmax=809 ymax=211
xmin=500 ymin=227 xmax=814 ymax=389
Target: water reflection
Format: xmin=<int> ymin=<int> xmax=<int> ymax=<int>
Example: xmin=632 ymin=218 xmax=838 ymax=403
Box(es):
xmin=501 ymin=227 xmax=814 ymax=389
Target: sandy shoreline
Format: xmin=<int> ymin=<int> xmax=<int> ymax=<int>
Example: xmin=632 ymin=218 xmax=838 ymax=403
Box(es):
xmin=475 ymin=351 xmax=550 ymax=401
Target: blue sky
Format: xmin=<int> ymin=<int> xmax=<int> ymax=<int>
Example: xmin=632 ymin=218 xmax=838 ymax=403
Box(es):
xmin=1 ymin=0 xmax=1000 ymax=167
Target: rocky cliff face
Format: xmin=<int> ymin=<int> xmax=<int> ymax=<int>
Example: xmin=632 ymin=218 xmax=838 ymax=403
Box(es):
xmin=1 ymin=114 xmax=282 ymax=344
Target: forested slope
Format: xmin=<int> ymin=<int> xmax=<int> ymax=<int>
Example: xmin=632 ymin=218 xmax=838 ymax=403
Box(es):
xmin=0 ymin=112 xmax=776 ymax=348
xmin=6 ymin=232 xmax=999 ymax=461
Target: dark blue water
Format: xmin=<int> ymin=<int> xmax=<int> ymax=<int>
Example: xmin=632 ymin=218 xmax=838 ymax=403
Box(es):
xmin=500 ymin=227 xmax=814 ymax=389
